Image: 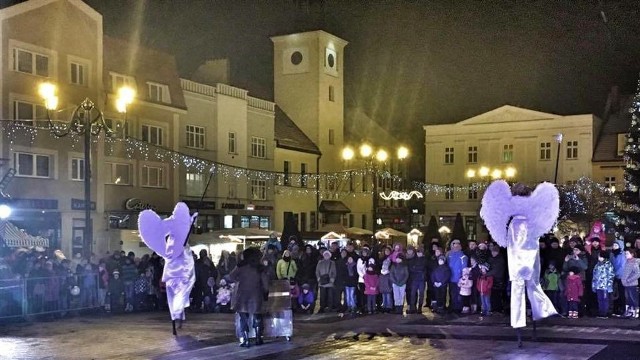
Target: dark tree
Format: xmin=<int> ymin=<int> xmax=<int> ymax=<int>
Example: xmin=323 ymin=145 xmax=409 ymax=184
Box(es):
xmin=617 ymin=77 xmax=640 ymax=236
xmin=421 ymin=215 xmax=441 ymax=252
xmin=451 ymin=212 xmax=467 ymax=247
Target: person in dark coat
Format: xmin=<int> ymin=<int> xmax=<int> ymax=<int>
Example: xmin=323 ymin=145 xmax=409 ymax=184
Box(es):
xmin=229 ymin=248 xmax=270 ymax=347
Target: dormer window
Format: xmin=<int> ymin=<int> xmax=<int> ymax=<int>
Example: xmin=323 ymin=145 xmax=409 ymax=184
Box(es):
xmin=110 ymin=72 xmax=136 ymax=93
xmin=147 ymin=82 xmax=171 ymax=104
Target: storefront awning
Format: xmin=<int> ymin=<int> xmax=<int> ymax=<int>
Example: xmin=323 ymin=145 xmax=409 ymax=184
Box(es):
xmin=0 ymin=220 xmax=49 ymax=248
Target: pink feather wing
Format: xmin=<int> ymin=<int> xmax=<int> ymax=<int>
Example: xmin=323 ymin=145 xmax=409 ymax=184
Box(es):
xmin=138 ymin=209 xmax=168 ymax=257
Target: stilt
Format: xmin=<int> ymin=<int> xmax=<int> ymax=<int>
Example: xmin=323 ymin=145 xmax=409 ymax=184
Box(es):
xmin=516 ymin=328 xmax=523 ymax=348
xmin=532 ymin=320 xmax=537 ymax=341
xmin=172 ymin=320 xmax=177 ymax=336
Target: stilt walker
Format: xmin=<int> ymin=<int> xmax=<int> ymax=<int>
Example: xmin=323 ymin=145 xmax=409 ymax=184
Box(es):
xmin=138 ymin=202 xmax=197 ymax=335
xmin=480 ymin=180 xmax=559 ymax=347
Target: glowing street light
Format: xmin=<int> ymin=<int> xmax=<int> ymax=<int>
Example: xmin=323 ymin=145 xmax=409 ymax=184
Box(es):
xmin=0 ymin=203 xmax=12 ymax=220
xmin=397 ymin=146 xmax=409 ymax=160
xmin=341 ymin=147 xmax=355 ymax=161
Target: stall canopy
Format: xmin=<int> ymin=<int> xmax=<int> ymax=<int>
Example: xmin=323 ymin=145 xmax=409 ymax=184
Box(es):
xmin=0 ymin=220 xmax=49 ymax=248
xmin=194 ymin=228 xmax=281 ymax=249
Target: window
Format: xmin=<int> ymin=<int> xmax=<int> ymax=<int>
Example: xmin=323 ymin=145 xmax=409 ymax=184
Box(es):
xmin=467 ymin=146 xmax=477 ymax=164
xmin=444 ymin=147 xmax=454 ymax=164
xmin=618 ymin=133 xmax=628 ymax=156
xmin=445 ymin=184 xmax=454 ymax=200
xmin=540 ymin=142 xmax=551 ymax=160
xmin=565 ymin=180 xmax=577 ymax=186
xmin=12 ymin=47 xmax=49 ymax=77
xmin=283 ymin=161 xmax=290 ymax=186
xmin=301 ymin=163 xmax=307 ymax=187
xmin=604 ymin=176 xmax=616 ymax=188
xmin=104 ymin=118 xmax=129 ymax=138
xmin=228 ymin=132 xmax=237 ymax=154
xmin=251 ymin=179 xmax=267 ymax=200
xmin=329 ymin=129 xmax=335 ymax=145
xmin=105 ymin=162 xmax=131 ymax=185
xmin=185 ymin=172 xmax=204 ymax=195
xmin=566 ymin=140 xmax=578 ymax=159
xmin=329 ymin=85 xmax=335 ymax=102
xmin=110 ymin=72 xmax=136 ymax=93
xmin=251 ymin=137 xmax=266 ymax=158
xmin=14 ymin=152 xmax=51 ymax=178
xmin=141 ymin=165 xmax=165 ymax=188
xmin=228 ymin=180 xmax=237 ymax=198
xmin=70 ymin=62 xmax=87 ymax=86
xmin=468 ymin=185 xmax=477 ymax=200
xmin=13 ymin=100 xmax=46 ymax=126
xmin=70 ymin=158 xmax=84 ymax=181
xmin=502 ymin=144 xmax=514 ymax=162
xmin=142 ymin=125 xmax=163 ymax=146
xmin=185 ymin=125 xmax=205 ymax=149
xmin=147 ymin=82 xmax=171 ymax=103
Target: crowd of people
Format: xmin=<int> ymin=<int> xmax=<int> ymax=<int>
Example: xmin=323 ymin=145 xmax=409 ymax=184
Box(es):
xmin=1 ymin=231 xmax=640 ymax=322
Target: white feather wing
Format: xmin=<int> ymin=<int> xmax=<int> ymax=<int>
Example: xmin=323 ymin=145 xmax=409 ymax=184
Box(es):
xmin=480 ymin=180 xmax=512 ymax=248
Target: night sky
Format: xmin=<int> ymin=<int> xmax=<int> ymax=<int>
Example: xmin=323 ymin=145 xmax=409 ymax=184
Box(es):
xmin=6 ymin=0 xmax=640 ymax=175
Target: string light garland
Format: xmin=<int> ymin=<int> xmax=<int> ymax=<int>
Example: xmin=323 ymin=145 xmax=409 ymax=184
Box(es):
xmin=0 ymin=119 xmax=619 ymax=202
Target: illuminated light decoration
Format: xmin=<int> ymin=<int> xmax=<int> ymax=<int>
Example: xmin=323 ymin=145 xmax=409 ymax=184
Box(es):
xmin=379 ymin=190 xmax=423 ymax=200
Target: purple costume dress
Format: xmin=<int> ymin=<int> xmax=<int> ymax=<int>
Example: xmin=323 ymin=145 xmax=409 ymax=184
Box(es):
xmin=480 ymin=180 xmax=559 ymax=328
xmin=138 ymin=202 xmax=197 ymax=321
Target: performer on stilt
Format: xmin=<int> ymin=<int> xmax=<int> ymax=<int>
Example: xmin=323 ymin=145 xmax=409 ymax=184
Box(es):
xmin=480 ymin=180 xmax=559 ymax=346
xmin=138 ymin=202 xmax=197 ymax=335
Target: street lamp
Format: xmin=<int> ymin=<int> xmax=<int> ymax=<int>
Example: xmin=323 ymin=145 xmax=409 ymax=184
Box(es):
xmin=343 ymin=143 xmax=409 ymax=234
xmin=39 ymin=82 xmax=135 ymax=258
xmin=554 ymin=133 xmax=563 ymax=184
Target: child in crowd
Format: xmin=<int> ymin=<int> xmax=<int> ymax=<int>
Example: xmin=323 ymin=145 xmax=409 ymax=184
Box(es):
xmin=543 ymin=263 xmax=560 ymax=311
xmin=621 ymin=249 xmax=640 ymax=318
xmin=215 ymin=278 xmax=233 ymax=313
xmin=430 ymin=256 xmax=451 ymax=313
xmin=363 ymin=265 xmax=380 ymax=314
xmin=203 ymin=276 xmax=216 ymax=312
xmin=476 ymin=264 xmax=493 ymax=316
xmin=289 ymin=279 xmax=301 ymax=312
xmin=565 ymin=268 xmax=584 ymax=319
xmin=298 ymin=283 xmax=315 ymax=314
xmin=592 ymin=252 xmax=614 ymax=318
xmin=378 ymin=259 xmax=394 ymax=313
xmin=458 ymin=267 xmax=474 ymax=314
xmin=107 ymin=270 xmax=125 ymax=313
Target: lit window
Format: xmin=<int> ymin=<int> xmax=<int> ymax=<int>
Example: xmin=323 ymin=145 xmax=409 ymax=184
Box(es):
xmin=251 ymin=179 xmax=267 ymax=200
xmin=445 ymin=184 xmax=454 ymax=200
xmin=566 ymin=140 xmax=578 ymax=159
xmin=186 ymin=125 xmax=205 ymax=149
xmin=540 ymin=142 xmax=551 ymax=160
xmin=467 ymin=146 xmax=477 ymax=164
xmin=251 ymin=137 xmax=266 ymax=158
xmin=468 ymin=185 xmax=477 ymax=200
xmin=604 ymin=176 xmax=616 ymax=188
xmin=445 ymin=147 xmax=454 ymax=164
xmin=105 ymin=162 xmax=131 ymax=185
xmin=185 ymin=172 xmax=204 ymax=195
xmin=70 ymin=158 xmax=84 ymax=181
xmin=14 ymin=152 xmax=51 ymax=178
xmin=142 ymin=125 xmax=163 ymax=146
xmin=502 ymin=144 xmax=514 ymax=162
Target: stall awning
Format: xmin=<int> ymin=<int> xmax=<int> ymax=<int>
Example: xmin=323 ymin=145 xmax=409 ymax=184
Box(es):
xmin=319 ymin=200 xmax=350 ymax=213
xmin=0 ymin=220 xmax=49 ymax=248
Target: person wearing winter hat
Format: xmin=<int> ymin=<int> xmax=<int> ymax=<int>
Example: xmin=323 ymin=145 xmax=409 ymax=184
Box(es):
xmin=430 ymin=256 xmax=451 ymax=313
xmin=315 ymin=250 xmax=336 ymax=313
xmin=363 ymin=265 xmax=380 ymax=314
xmin=107 ymin=269 xmax=125 ymax=313
xmin=356 ymin=246 xmax=372 ymax=312
xmin=378 ymin=259 xmax=393 ymax=313
xmin=298 ymin=283 xmax=315 ymax=314
xmin=276 ymin=250 xmax=298 ymax=280
xmin=458 ymin=267 xmax=474 ymax=314
xmin=389 ymin=254 xmax=409 ymax=314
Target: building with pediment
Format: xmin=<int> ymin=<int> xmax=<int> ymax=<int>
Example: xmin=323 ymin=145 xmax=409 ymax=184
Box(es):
xmin=423 ymin=105 xmax=601 ymax=241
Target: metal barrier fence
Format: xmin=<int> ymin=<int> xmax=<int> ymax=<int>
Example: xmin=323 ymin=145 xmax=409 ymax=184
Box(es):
xmin=0 ymin=273 xmax=100 ymax=320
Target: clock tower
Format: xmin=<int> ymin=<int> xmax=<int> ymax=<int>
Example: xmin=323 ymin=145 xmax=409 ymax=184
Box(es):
xmin=271 ymin=31 xmax=348 ymax=173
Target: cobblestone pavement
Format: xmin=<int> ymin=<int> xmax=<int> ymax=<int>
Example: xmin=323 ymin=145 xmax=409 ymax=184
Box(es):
xmin=2 ymin=310 xmax=640 ymax=360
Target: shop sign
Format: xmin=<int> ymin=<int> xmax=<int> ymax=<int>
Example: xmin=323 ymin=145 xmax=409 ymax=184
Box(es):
xmin=71 ymin=198 xmax=96 ymax=210
xmin=124 ymin=198 xmax=156 ymax=211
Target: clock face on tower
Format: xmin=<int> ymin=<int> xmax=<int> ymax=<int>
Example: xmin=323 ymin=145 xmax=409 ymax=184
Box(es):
xmin=283 ymin=47 xmax=309 ymax=74
xmin=324 ymin=48 xmax=338 ymax=76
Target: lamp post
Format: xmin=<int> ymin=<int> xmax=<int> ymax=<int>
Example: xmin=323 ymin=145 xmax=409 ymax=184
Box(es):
xmin=39 ymin=83 xmax=135 ymax=258
xmin=342 ymin=143 xmax=409 ymax=234
xmin=554 ymin=133 xmax=563 ymax=184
